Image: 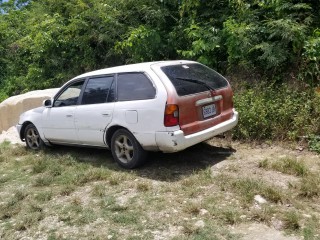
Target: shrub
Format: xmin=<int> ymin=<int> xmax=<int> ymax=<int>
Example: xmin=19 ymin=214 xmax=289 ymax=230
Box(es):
xmin=233 ymin=83 xmax=320 ymax=141
xmin=308 ymin=135 xmax=320 ymax=154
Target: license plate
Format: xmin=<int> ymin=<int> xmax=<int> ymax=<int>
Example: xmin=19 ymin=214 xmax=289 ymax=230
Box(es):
xmin=202 ymin=104 xmax=216 ymax=118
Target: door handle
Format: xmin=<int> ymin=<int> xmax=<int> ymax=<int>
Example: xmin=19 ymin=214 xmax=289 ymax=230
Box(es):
xmin=102 ymin=113 xmax=110 ymax=117
xmin=66 ymin=115 xmax=73 ymax=118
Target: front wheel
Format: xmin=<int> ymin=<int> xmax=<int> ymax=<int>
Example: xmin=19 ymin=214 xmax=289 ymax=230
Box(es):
xmin=24 ymin=124 xmax=45 ymax=150
xmin=111 ymin=129 xmax=147 ymax=169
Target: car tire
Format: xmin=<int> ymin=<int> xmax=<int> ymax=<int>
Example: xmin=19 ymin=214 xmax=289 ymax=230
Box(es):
xmin=111 ymin=129 xmax=147 ymax=169
xmin=24 ymin=123 xmax=45 ymax=150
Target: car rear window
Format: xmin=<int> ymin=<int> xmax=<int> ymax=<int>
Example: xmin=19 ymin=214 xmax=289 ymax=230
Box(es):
xmin=161 ymin=63 xmax=228 ymax=96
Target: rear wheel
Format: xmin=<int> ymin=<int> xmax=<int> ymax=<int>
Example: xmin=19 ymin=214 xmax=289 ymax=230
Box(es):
xmin=24 ymin=124 xmax=45 ymax=150
xmin=111 ymin=129 xmax=147 ymax=169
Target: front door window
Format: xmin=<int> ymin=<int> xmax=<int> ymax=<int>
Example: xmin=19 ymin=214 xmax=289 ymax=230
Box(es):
xmin=54 ymin=81 xmax=84 ymax=107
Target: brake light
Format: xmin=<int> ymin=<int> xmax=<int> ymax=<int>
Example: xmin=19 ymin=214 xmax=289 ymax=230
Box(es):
xmin=164 ymin=104 xmax=179 ymax=127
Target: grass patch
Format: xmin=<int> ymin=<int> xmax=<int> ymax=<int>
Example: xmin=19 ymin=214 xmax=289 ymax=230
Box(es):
xmin=180 ymin=223 xmax=239 ymax=240
xmin=108 ymin=173 xmax=127 ymax=186
xmin=15 ymin=211 xmax=44 ymax=231
xmin=111 ymin=212 xmax=139 ymax=225
xmin=219 ymin=208 xmax=241 ymax=225
xmin=33 ymin=173 xmax=54 ymax=187
xmin=74 ymin=168 xmax=111 ymax=185
xmin=0 ymin=143 xmax=319 ymax=239
xmin=136 ymin=181 xmax=151 ymax=192
xmin=250 ymin=206 xmax=277 ymax=223
xmin=183 ymin=201 xmax=202 ymax=215
xmin=259 ymin=157 xmax=309 ymax=176
xmin=34 ymin=190 xmax=53 ymax=202
xmin=91 ymin=183 xmax=106 ymax=197
xmin=220 ymin=176 xmax=284 ymax=204
xmin=59 ymin=185 xmax=76 ymax=196
xmin=58 ymin=204 xmax=97 ymax=226
xmin=0 ymin=190 xmax=28 ymax=219
xmin=32 ymin=158 xmax=50 ymax=174
xmin=282 ymin=210 xmax=300 ymax=231
xmin=302 ymin=215 xmax=319 ymax=240
xmin=298 ymin=173 xmax=320 ymax=198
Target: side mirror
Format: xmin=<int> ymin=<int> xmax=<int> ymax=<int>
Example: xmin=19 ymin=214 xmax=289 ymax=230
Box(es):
xmin=43 ymin=99 xmax=52 ymax=108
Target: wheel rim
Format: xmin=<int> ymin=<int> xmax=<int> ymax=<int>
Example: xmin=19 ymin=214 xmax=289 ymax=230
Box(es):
xmin=114 ymin=134 xmax=134 ymax=164
xmin=26 ymin=127 xmax=41 ymax=150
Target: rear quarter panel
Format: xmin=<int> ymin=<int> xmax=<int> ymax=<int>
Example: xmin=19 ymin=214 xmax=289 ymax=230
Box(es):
xmin=111 ymin=69 xmax=168 ymax=150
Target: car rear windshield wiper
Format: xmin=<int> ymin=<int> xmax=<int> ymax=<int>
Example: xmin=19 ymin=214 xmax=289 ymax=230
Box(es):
xmin=175 ymin=77 xmax=215 ymax=92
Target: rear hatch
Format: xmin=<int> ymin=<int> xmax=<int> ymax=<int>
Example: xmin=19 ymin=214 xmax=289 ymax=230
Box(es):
xmin=159 ymin=62 xmax=234 ymax=136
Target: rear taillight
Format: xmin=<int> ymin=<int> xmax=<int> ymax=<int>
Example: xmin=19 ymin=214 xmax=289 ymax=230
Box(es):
xmin=164 ymin=104 xmax=179 ymax=127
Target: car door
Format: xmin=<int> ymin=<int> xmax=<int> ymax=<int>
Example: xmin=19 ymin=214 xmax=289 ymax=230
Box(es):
xmin=74 ymin=75 xmax=115 ymax=146
xmin=42 ymin=80 xmax=85 ymax=144
xmin=112 ymin=72 xmax=163 ymax=149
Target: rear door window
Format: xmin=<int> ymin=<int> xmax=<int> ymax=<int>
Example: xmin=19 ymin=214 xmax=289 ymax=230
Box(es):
xmin=161 ymin=63 xmax=228 ymax=96
xmin=81 ymin=76 xmax=114 ymax=104
xmin=117 ymin=73 xmax=156 ymax=101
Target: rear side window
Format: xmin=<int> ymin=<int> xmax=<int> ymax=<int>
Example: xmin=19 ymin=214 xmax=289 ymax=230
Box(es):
xmin=161 ymin=63 xmax=228 ymax=96
xmin=117 ymin=73 xmax=156 ymax=101
xmin=82 ymin=76 xmax=114 ymax=104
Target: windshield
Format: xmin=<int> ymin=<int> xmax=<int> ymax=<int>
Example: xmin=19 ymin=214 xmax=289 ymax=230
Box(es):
xmin=161 ymin=63 xmax=228 ymax=96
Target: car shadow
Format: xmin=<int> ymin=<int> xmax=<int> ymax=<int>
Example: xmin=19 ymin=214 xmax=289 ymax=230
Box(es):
xmin=137 ymin=142 xmax=236 ymax=182
xmin=43 ymin=141 xmax=236 ymax=182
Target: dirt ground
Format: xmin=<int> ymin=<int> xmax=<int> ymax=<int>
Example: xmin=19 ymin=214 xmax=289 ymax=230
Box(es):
xmin=205 ymin=138 xmax=319 ymax=240
xmin=0 ymin=127 xmax=22 ymax=145
xmin=0 ymin=129 xmax=319 ymax=239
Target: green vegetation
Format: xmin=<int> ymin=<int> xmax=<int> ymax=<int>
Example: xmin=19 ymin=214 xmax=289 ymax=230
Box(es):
xmin=233 ymin=84 xmax=320 ymax=141
xmin=1 ymin=0 xmax=319 ymax=94
xmin=259 ymin=157 xmax=309 ymax=176
xmin=0 ymin=4 xmax=320 ymax=238
xmin=308 ymin=135 xmax=320 ymax=154
xmin=1 ymin=0 xmax=320 ymax=146
xmin=299 ymin=173 xmax=320 ymax=198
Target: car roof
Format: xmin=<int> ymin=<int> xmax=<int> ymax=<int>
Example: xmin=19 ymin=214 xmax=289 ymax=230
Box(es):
xmin=72 ymin=60 xmax=196 ymax=80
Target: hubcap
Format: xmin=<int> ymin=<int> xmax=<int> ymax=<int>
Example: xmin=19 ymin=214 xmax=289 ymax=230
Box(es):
xmin=26 ymin=128 xmax=41 ymax=149
xmin=114 ymin=135 xmax=134 ymax=163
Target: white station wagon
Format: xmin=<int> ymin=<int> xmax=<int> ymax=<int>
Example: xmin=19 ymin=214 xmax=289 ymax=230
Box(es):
xmin=17 ymin=60 xmax=238 ymax=168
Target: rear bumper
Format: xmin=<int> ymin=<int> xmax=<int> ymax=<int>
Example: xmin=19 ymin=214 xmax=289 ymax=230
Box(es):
xmin=155 ymin=109 xmax=238 ymax=152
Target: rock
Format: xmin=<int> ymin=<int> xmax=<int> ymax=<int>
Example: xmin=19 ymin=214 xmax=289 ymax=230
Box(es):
xmin=296 ymin=146 xmax=304 ymax=151
xmin=0 ymin=126 xmax=21 ymax=144
xmin=0 ymin=88 xmax=59 ymax=133
xmin=194 ymin=220 xmax=205 ymax=228
xmin=271 ymin=218 xmax=284 ymax=230
xmin=253 ymin=203 xmax=262 ymax=210
xmin=199 ymin=209 xmax=209 ymax=216
xmin=254 ymin=195 xmax=267 ymax=204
